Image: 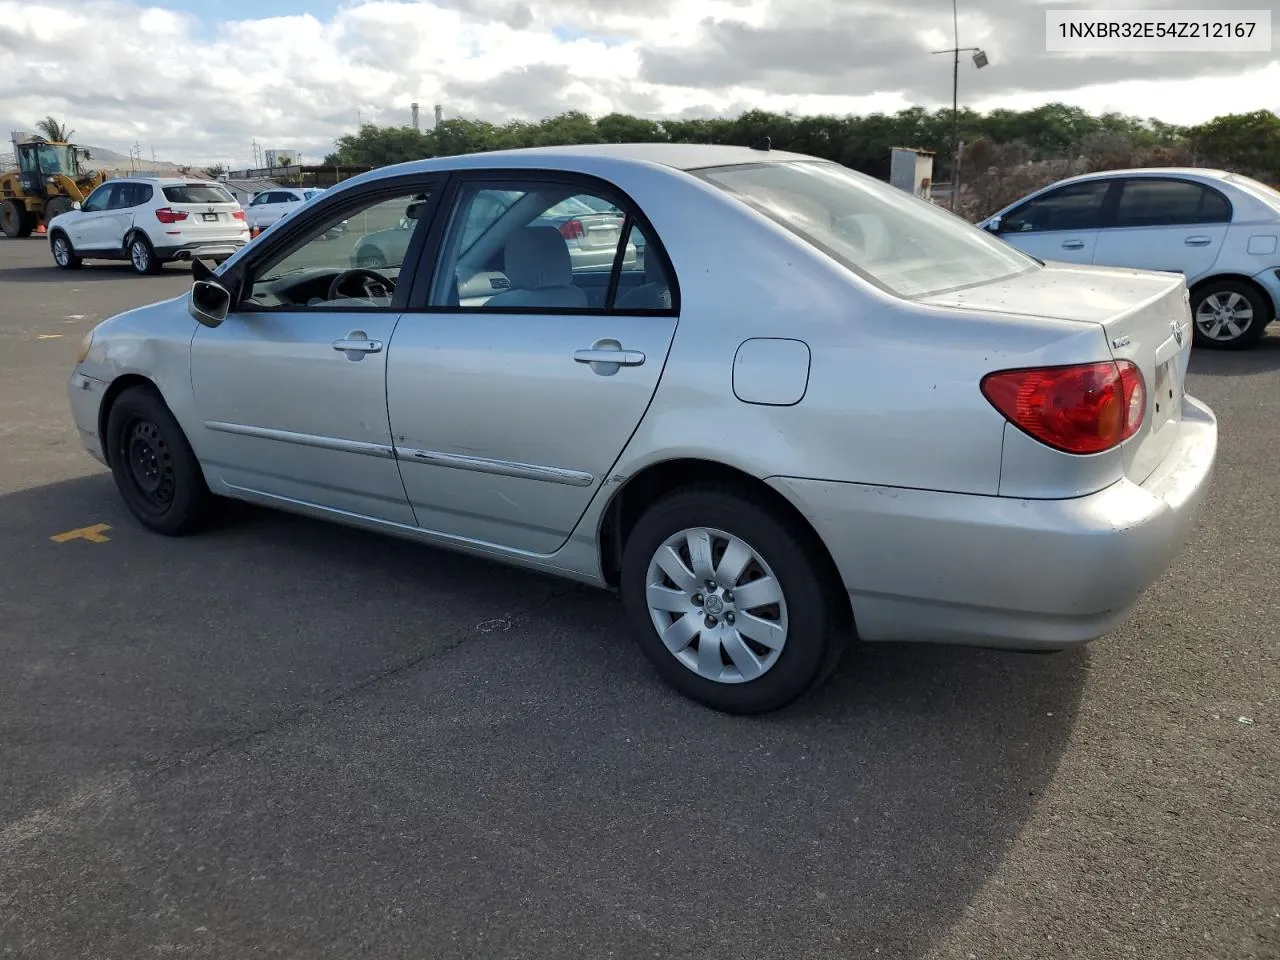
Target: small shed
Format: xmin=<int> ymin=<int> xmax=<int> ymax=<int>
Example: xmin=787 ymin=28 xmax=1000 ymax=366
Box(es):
xmin=889 ymin=147 xmax=935 ymax=199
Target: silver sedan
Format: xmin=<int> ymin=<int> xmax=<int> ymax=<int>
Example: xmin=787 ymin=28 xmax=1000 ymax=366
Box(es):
xmin=67 ymin=143 xmax=1218 ymax=714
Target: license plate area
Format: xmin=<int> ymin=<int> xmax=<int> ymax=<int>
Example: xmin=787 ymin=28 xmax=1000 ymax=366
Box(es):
xmin=201 ymin=213 xmax=219 ymax=222
xmin=1151 ymin=360 xmax=1178 ymax=430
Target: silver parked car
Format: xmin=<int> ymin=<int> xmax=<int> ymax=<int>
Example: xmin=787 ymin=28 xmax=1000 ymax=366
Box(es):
xmin=978 ymin=168 xmax=1280 ymax=350
xmin=68 ymin=143 xmax=1217 ymax=714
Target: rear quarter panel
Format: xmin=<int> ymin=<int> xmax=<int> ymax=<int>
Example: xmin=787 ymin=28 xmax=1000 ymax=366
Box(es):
xmin=592 ymin=166 xmax=1113 ymax=498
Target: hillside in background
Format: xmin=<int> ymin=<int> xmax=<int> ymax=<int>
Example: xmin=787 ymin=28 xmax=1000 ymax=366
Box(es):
xmin=80 ymin=144 xmax=184 ymax=173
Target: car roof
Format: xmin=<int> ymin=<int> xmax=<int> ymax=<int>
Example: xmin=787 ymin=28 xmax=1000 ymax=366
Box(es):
xmin=107 ymin=177 xmax=229 ymax=186
xmin=348 ymin=143 xmax=815 ymax=185
xmin=1050 ymin=167 xmax=1232 ymax=187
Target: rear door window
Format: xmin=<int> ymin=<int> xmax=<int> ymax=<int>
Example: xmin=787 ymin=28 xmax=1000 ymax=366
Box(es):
xmin=1112 ymin=178 xmax=1232 ymax=227
xmin=163 ymin=184 xmax=236 ymax=204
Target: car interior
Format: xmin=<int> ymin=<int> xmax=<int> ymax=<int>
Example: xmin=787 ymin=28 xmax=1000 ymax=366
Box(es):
xmin=240 ymin=187 xmax=670 ymax=312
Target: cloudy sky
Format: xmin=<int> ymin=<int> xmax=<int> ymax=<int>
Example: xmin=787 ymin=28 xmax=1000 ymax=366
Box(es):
xmin=2 ymin=0 xmax=1277 ymax=167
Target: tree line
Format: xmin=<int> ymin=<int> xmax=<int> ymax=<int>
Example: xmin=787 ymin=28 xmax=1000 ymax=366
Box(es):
xmin=321 ymin=104 xmax=1280 ymax=189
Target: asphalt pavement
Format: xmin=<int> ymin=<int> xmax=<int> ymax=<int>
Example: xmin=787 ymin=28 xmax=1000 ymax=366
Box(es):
xmin=1 ymin=236 xmax=1277 ymax=959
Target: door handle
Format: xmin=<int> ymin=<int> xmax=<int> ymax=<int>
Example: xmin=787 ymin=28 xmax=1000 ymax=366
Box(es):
xmin=1061 ymin=239 xmax=1085 ymax=250
xmin=574 ymin=348 xmax=645 ymax=366
xmin=1184 ymin=236 xmax=1212 ymax=246
xmin=332 ymin=333 xmax=383 ymax=359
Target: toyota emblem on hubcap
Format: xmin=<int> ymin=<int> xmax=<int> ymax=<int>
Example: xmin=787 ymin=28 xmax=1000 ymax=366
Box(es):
xmin=704 ymin=595 xmax=724 ymax=615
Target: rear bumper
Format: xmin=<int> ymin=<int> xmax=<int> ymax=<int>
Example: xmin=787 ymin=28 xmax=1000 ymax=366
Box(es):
xmin=67 ymin=370 xmax=108 ymax=466
xmin=1250 ymin=267 xmax=1280 ymax=321
xmin=154 ymin=238 xmax=248 ymax=262
xmin=769 ymin=395 xmax=1218 ymax=649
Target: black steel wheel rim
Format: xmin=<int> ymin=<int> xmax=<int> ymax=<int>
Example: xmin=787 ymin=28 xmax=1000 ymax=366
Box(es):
xmin=122 ymin=418 xmax=175 ymax=509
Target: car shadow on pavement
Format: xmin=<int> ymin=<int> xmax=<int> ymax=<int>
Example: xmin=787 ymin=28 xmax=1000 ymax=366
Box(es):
xmin=0 ymin=263 xmax=191 ymax=284
xmin=1 ymin=473 xmax=1088 ymax=959
xmin=1189 ymin=328 xmax=1280 ymax=376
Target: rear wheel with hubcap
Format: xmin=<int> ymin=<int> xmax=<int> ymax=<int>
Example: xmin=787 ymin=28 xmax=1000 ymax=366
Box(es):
xmin=621 ymin=486 xmax=847 ymax=714
xmin=1191 ymin=280 xmax=1270 ymax=350
xmin=50 ymin=232 xmax=81 ymax=269
xmin=128 ymin=234 xmax=163 ymax=275
xmin=105 ymin=385 xmax=212 ymax=535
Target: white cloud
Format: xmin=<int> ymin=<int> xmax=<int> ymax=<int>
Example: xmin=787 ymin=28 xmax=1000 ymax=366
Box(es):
xmin=0 ymin=0 xmax=1274 ymax=167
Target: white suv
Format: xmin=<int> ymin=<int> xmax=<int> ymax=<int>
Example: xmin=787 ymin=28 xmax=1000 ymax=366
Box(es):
xmin=47 ymin=178 xmax=249 ymax=275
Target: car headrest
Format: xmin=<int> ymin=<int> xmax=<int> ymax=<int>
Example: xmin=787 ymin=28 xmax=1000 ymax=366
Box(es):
xmin=503 ymin=226 xmax=572 ymax=290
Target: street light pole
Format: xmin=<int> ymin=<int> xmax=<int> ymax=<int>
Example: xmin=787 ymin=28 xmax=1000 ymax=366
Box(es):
xmin=932 ymin=0 xmax=987 ymax=212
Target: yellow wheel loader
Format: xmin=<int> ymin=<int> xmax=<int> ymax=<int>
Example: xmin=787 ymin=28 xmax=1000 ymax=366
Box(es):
xmin=0 ymin=136 xmax=108 ymax=238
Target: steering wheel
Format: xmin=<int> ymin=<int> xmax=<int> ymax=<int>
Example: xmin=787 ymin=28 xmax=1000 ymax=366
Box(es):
xmin=327 ymin=267 xmax=395 ymax=303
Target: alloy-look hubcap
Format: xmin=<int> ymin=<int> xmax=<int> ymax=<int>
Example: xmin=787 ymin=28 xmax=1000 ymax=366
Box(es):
xmin=644 ymin=526 xmax=789 ymax=684
xmin=1196 ymin=291 xmax=1252 ymax=341
xmin=131 ymin=241 xmax=149 ymax=271
xmin=54 ymin=239 xmax=69 ymax=265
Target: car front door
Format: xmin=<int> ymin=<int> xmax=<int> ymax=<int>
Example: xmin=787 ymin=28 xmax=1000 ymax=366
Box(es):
xmin=1090 ymin=177 xmax=1232 ymax=282
xmin=70 ymin=183 xmax=117 ymax=249
xmin=994 ymin=178 xmax=1117 ymax=264
xmin=99 ymin=181 xmax=150 ymax=249
xmin=189 ymin=176 xmax=441 ymax=524
xmin=385 ymin=175 xmax=679 ymax=554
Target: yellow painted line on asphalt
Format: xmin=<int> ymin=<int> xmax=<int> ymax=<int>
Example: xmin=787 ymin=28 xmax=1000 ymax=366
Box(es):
xmin=50 ymin=523 xmax=112 ymax=544
xmin=37 ymin=334 xmax=63 ymax=340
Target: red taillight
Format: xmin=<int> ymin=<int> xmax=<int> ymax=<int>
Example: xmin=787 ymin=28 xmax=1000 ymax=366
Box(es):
xmin=154 ymin=207 xmax=188 ymax=223
xmin=980 ymin=360 xmax=1146 ymax=455
xmin=559 ymin=218 xmax=584 ymax=240
xmin=232 ymin=209 xmax=245 ymax=221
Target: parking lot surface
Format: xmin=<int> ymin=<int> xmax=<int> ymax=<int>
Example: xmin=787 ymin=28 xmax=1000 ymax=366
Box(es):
xmin=1 ymin=236 xmax=1277 ymax=959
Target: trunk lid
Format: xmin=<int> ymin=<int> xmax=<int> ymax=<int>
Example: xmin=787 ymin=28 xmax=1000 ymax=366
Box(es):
xmin=922 ymin=262 xmax=1194 ymax=484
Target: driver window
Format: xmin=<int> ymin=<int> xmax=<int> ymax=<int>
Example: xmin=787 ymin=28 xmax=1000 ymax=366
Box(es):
xmin=80 ymin=185 xmax=114 ymax=213
xmin=245 ymin=188 xmax=431 ymax=311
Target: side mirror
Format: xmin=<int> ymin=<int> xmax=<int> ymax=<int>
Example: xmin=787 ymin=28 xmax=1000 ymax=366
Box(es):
xmin=404 ymin=200 xmax=424 ymax=221
xmin=72 ymin=201 xmax=81 ymax=211
xmin=984 ymin=216 xmax=1002 ymax=233
xmin=188 ymin=279 xmax=231 ymax=328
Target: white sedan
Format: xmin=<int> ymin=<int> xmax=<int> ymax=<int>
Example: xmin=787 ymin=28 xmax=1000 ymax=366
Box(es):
xmin=979 ymin=167 xmax=1280 ymax=350
xmin=67 ymin=144 xmax=1217 ymax=714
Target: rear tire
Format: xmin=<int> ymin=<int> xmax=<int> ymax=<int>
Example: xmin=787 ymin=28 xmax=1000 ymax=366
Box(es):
xmin=2 ymin=199 xmax=33 ymax=238
xmin=128 ymin=233 xmax=163 ymax=275
xmin=50 ymin=231 xmax=82 ymax=270
xmin=1191 ymin=280 xmax=1270 ymax=350
xmin=105 ymin=385 xmax=212 ymax=536
xmin=620 ymin=485 xmax=848 ymax=714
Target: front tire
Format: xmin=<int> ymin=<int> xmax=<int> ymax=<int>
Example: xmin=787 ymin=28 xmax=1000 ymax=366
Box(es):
xmin=105 ymin=385 xmax=212 ymax=536
xmin=620 ymin=486 xmax=847 ymax=714
xmin=128 ymin=233 xmax=163 ymax=275
xmin=1191 ymin=280 xmax=1270 ymax=350
xmin=50 ymin=231 xmax=82 ymax=269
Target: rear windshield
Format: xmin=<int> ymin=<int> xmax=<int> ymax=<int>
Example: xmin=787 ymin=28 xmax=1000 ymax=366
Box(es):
xmin=163 ymin=184 xmax=235 ymax=204
xmin=697 ymin=160 xmax=1035 ymax=298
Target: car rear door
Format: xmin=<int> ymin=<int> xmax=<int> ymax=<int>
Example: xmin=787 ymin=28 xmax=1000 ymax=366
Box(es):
xmin=993 ymin=178 xmax=1117 ymax=264
xmin=189 ymin=176 xmax=441 ymax=524
xmin=384 ymin=174 xmax=679 ymax=555
xmin=1090 ymin=177 xmax=1231 ymax=282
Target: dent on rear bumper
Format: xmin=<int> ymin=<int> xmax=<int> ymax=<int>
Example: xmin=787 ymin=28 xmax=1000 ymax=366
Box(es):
xmin=769 ymin=396 xmax=1218 ymax=649
xmin=68 ymin=370 xmax=107 ymax=465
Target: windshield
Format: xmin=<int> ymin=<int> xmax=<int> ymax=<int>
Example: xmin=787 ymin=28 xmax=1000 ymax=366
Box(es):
xmin=35 ymin=144 xmax=76 ymax=176
xmin=1224 ymin=173 xmax=1280 ymax=214
xmin=698 ymin=160 xmax=1035 ymax=298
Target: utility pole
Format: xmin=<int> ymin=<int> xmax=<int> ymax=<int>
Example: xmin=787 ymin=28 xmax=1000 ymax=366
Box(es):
xmin=932 ymin=0 xmax=988 ymax=212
